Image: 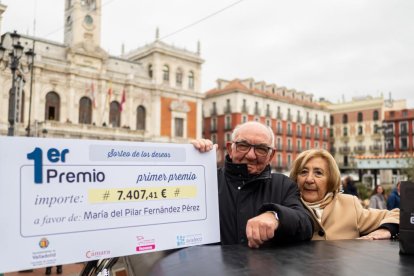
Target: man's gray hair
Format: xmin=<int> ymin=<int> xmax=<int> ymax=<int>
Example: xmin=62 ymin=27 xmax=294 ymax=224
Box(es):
xmin=231 ymin=121 xmax=275 ymax=146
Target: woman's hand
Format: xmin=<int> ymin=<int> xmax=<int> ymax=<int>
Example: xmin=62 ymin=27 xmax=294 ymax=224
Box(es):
xmin=358 ymin=228 xmax=391 ymax=240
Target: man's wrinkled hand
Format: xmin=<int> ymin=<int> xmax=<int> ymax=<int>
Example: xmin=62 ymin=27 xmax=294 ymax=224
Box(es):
xmin=246 ymin=212 xmax=279 ymax=248
xmin=190 ymin=139 xmax=216 ymax=153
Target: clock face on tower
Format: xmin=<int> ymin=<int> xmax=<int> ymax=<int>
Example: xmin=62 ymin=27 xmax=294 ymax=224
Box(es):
xmin=84 ymin=14 xmax=94 ymax=26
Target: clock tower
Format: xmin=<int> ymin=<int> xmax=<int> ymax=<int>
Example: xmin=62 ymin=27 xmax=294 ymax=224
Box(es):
xmin=64 ymin=0 xmax=101 ymax=49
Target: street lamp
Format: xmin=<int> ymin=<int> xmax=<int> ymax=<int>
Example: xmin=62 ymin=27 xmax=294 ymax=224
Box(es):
xmin=0 ymin=30 xmax=35 ymax=136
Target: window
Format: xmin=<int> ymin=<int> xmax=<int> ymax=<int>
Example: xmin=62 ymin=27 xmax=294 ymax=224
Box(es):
xmin=225 ymin=132 xmax=231 ymax=143
xmin=79 ymin=97 xmax=92 ymax=124
xmin=277 ymin=121 xmax=282 ymax=134
xmin=242 ymin=115 xmax=247 ymax=123
xmin=174 ymin=118 xmax=184 ymax=137
xmin=45 ymin=92 xmax=60 ymax=121
xmin=373 ymin=110 xmax=379 ymax=121
xmin=358 ymin=125 xmax=363 ymax=135
xmin=400 ymin=137 xmax=408 ymax=150
xmin=211 ymin=117 xmax=217 ymax=131
xmin=277 ymin=137 xmax=281 ymax=150
xmin=342 ymin=114 xmax=348 ymax=124
xmin=297 ymin=140 xmax=302 ymax=151
xmin=136 ymin=105 xmax=146 ymax=130
xmin=148 ymin=64 xmax=153 ymax=79
xmin=315 ymin=141 xmax=319 ymax=148
xmin=265 ymin=119 xmax=271 ymax=127
xmin=306 ymin=140 xmax=310 ymax=150
xmin=211 ymin=134 xmax=217 ymax=144
xmin=343 ymin=127 xmax=348 ymax=136
xmin=188 ymin=71 xmax=194 ymax=89
xmin=176 ymin=68 xmax=183 ymax=86
xmin=162 ymin=65 xmax=169 ymax=82
xmin=400 ymin=122 xmax=408 ymax=135
xmin=287 ymin=154 xmax=292 ymax=167
xmin=374 ymin=124 xmax=379 ymax=134
xmin=277 ymin=154 xmax=282 ymax=167
xmin=357 ymin=112 xmax=363 ymax=122
xmin=225 ymin=115 xmax=231 ymax=129
xmin=109 ymin=101 xmax=121 ymax=127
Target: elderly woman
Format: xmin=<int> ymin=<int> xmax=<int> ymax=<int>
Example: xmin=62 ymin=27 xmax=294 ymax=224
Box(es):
xmin=290 ymin=149 xmax=399 ymax=240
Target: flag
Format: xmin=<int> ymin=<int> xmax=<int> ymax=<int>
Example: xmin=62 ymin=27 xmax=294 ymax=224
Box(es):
xmin=91 ymin=82 xmax=96 ymax=109
xmin=120 ymin=88 xmax=126 ymax=112
xmin=107 ymin=81 xmax=113 ymax=103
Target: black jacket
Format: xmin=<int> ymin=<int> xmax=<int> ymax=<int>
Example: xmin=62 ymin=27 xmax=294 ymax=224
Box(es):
xmin=218 ymin=155 xmax=313 ymax=245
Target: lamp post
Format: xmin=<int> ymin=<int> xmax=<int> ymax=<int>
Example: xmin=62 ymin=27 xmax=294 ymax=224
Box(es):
xmin=0 ymin=31 xmax=35 ymax=136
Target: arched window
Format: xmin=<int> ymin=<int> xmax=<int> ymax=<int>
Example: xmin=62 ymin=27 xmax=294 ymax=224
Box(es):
xmin=373 ymin=110 xmax=379 ymax=121
xmin=148 ymin=64 xmax=153 ymax=79
xmin=176 ymin=68 xmax=183 ymax=86
xmin=45 ymin=91 xmax=60 ymax=121
xmin=162 ymin=65 xmax=169 ymax=82
xmin=357 ymin=112 xmax=363 ymax=122
xmin=188 ymin=71 xmax=194 ymax=89
xmin=342 ymin=114 xmax=348 ymax=124
xmin=79 ymin=97 xmax=92 ymax=124
xmin=109 ymin=101 xmax=121 ymax=127
xmin=136 ymin=105 xmax=146 ymax=130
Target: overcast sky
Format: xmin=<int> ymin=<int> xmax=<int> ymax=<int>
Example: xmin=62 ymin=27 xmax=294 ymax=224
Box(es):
xmin=2 ymin=0 xmax=413 ymax=107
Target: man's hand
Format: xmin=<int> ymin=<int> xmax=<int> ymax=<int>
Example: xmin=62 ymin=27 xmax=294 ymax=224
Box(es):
xmin=246 ymin=212 xmax=279 ymax=248
xmin=191 ymin=139 xmax=216 ymax=152
xmin=358 ymin=228 xmax=391 ymax=240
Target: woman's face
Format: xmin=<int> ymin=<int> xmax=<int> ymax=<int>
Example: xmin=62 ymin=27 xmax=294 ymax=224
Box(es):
xmin=377 ymin=186 xmax=384 ymax=194
xmin=297 ymin=157 xmax=329 ymax=203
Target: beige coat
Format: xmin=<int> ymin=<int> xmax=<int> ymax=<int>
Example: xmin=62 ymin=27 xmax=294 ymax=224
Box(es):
xmin=303 ymin=194 xmax=399 ymax=240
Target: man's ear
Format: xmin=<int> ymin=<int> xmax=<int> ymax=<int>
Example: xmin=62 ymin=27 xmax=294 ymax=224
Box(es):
xmin=225 ymin=142 xmax=233 ymax=158
xmin=269 ymin=149 xmax=276 ymax=161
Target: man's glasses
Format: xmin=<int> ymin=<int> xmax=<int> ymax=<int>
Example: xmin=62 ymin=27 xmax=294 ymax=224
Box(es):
xmin=233 ymin=141 xmax=274 ymax=157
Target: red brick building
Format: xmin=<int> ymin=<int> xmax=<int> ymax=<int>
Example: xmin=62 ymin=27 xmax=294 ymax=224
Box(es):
xmin=384 ymin=108 xmax=414 ymax=155
xmin=203 ymin=78 xmax=330 ymax=171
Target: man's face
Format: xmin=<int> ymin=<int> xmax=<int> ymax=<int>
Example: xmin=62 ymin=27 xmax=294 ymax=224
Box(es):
xmin=226 ymin=124 xmax=275 ymax=175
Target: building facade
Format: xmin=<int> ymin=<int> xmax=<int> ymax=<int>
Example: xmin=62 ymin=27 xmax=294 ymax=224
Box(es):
xmin=0 ymin=0 xmax=204 ymax=142
xmin=383 ymin=108 xmax=414 ymax=155
xmin=328 ymin=96 xmax=406 ymax=172
xmin=203 ymin=78 xmax=331 ymax=171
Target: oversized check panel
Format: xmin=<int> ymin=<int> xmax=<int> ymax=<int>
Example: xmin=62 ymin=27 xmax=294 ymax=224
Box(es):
xmin=0 ymin=137 xmax=220 ymax=273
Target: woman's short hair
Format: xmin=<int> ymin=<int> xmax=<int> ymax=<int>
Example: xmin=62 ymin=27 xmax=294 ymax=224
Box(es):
xmin=290 ymin=149 xmax=341 ymax=194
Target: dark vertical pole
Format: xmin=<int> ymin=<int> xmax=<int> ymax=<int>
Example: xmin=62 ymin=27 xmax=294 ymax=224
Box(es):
xmin=26 ymin=40 xmax=35 ymax=137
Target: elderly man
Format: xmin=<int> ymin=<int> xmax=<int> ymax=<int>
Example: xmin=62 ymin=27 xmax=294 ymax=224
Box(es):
xmin=192 ymin=121 xmax=312 ymax=248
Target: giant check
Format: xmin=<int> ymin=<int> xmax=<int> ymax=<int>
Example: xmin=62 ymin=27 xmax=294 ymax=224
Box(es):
xmin=0 ymin=136 xmax=220 ymax=273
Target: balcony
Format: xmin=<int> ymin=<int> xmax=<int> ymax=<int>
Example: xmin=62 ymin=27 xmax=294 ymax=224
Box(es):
xmin=276 ymin=128 xmax=283 ymax=135
xmin=355 ymin=135 xmax=365 ymax=142
xmin=340 ymin=136 xmax=350 ymax=143
xmin=330 ymin=147 xmax=336 ymax=155
xmin=354 ymin=145 xmax=366 ymax=154
xmin=297 ymin=130 xmax=302 ymax=137
xmin=277 ymin=112 xmax=282 ymax=120
xmin=210 ymin=107 xmax=217 ymax=116
xmin=305 ymin=132 xmax=311 ymax=139
xmin=371 ymin=133 xmax=381 ymax=140
xmin=339 ymin=146 xmax=351 ymax=154
xmin=287 ymin=130 xmax=293 ymax=137
xmin=286 ymin=146 xmax=293 ymax=152
xmin=223 ymin=105 xmax=232 ymax=114
xmin=224 ymin=124 xmax=232 ymax=131
xmin=385 ymin=146 xmax=395 ymax=152
xmin=254 ymin=107 xmax=261 ymax=116
xmin=323 ymin=134 xmax=328 ymax=141
xmin=369 ymin=145 xmax=382 ymax=153
xmin=242 ymin=105 xmax=249 ymax=113
xmin=314 ymin=133 xmax=320 ymax=139
xmin=276 ymin=144 xmax=283 ymax=151
xmin=306 ymin=117 xmax=311 ymax=124
xmin=297 ymin=116 xmax=302 ymax=123
xmin=400 ymin=130 xmax=409 ymax=136
xmin=265 ymin=109 xmax=272 ymax=117
xmin=287 ymin=114 xmax=292 ymax=121
xmin=400 ymin=146 xmax=409 ymax=151
xmin=323 ymin=120 xmax=328 ymax=127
